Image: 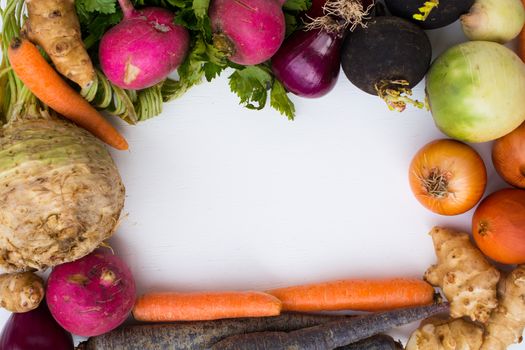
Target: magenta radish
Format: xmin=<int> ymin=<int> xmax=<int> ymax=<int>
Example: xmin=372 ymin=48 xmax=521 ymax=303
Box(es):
xmin=209 ymin=0 xmax=286 ymax=65
xmin=98 ymin=0 xmax=190 ymax=90
xmin=0 ymin=303 xmax=73 ymax=350
xmin=46 ymin=249 xmax=136 ymax=337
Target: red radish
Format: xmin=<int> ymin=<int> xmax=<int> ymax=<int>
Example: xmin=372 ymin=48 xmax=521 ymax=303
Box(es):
xmin=209 ymin=0 xmax=286 ymax=65
xmin=46 ymin=250 xmax=136 ymax=337
xmin=99 ymin=0 xmax=190 ymax=90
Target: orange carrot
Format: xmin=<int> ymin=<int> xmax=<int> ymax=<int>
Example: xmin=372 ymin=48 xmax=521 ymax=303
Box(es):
xmin=7 ymin=38 xmax=128 ymax=150
xmin=133 ymin=291 xmax=282 ymax=322
xmin=267 ymin=278 xmax=435 ymax=312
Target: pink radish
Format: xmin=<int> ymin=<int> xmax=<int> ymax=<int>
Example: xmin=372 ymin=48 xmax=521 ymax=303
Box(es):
xmin=46 ymin=250 xmax=136 ymax=337
xmin=209 ymin=0 xmax=286 ymax=65
xmin=99 ymin=0 xmax=190 ymax=90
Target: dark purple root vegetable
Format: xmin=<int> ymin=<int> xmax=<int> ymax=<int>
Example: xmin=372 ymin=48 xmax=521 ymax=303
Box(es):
xmin=0 ymin=303 xmax=73 ymax=350
xmin=338 ymin=334 xmax=403 ymax=350
xmin=76 ymin=313 xmax=354 ymax=350
xmin=341 ymin=16 xmax=431 ymax=111
xmin=271 ymin=28 xmax=343 ymax=98
xmin=210 ymin=303 xmax=449 ymax=350
xmin=384 ymin=0 xmax=475 ymax=30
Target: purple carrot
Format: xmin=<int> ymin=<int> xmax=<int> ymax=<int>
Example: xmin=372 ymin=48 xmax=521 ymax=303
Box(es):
xmin=210 ymin=303 xmax=449 ymax=350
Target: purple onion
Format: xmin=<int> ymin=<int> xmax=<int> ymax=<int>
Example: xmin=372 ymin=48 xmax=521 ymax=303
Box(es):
xmin=271 ymin=29 xmax=343 ymax=98
xmin=0 ymin=304 xmax=73 ymax=350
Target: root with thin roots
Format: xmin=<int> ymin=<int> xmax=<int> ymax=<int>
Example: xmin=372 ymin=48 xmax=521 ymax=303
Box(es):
xmin=413 ymin=0 xmax=440 ymax=22
xmin=419 ymin=168 xmax=452 ymax=199
xmin=375 ymin=80 xmax=425 ymax=112
xmin=304 ymin=0 xmax=373 ymax=33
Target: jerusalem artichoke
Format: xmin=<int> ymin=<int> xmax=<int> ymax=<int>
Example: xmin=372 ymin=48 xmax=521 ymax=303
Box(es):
xmin=481 ymin=265 xmax=525 ymax=350
xmin=424 ymin=227 xmax=499 ymax=323
xmin=406 ymin=316 xmax=483 ymax=350
xmin=0 ymin=272 xmax=44 ymax=313
xmin=23 ymin=0 xmax=95 ymax=88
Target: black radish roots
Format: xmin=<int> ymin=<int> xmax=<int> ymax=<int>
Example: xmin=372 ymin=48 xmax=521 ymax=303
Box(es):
xmin=384 ymin=0 xmax=475 ymax=30
xmin=341 ymin=16 xmax=432 ymax=112
xmin=211 ymin=303 xmax=449 ymax=350
xmin=76 ymin=313 xmax=354 ymax=350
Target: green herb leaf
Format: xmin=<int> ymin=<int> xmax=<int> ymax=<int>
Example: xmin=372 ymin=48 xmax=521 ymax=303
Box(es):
xmin=271 ymin=80 xmax=295 ymax=120
xmin=284 ymin=13 xmax=298 ymax=37
xmin=79 ymin=0 xmax=117 ymax=15
xmin=203 ymin=63 xmax=224 ymax=82
xmin=193 ymin=0 xmax=210 ymax=19
xmin=283 ymin=0 xmax=311 ymax=12
xmin=229 ymin=66 xmax=272 ymax=111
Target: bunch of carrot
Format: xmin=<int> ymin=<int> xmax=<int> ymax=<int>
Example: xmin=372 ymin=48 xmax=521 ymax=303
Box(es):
xmin=133 ymin=278 xmax=435 ymax=322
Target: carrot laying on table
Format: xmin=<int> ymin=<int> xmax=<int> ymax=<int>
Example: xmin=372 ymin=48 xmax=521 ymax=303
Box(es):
xmin=7 ymin=38 xmax=128 ymax=150
xmin=133 ymin=291 xmax=282 ymax=322
xmin=267 ymin=278 xmax=435 ymax=312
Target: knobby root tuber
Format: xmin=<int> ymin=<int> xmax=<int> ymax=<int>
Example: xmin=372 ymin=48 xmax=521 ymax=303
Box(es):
xmin=0 ymin=271 xmax=44 ymax=313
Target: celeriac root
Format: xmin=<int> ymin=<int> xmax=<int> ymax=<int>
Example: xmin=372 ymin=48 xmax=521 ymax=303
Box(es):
xmin=23 ymin=0 xmax=95 ymax=88
xmin=424 ymin=227 xmax=500 ymax=323
xmin=0 ymin=271 xmax=44 ymax=313
xmin=481 ymin=265 xmax=525 ymax=350
xmin=406 ymin=316 xmax=483 ymax=350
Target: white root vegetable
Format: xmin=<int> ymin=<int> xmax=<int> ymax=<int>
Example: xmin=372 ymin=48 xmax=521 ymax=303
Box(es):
xmin=0 ymin=271 xmax=44 ymax=313
xmin=406 ymin=316 xmax=483 ymax=350
xmin=481 ymin=265 xmax=525 ymax=350
xmin=461 ymin=0 xmax=525 ymax=43
xmin=424 ymin=227 xmax=500 ymax=323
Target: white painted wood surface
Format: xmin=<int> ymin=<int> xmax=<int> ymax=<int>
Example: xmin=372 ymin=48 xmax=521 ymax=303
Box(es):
xmin=1 ymin=19 xmax=523 ymax=349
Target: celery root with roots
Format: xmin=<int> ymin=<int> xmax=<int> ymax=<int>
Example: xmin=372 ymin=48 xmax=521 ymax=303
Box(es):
xmin=0 ymin=0 xmax=125 ymax=271
xmin=22 ymin=0 xmax=95 ymax=88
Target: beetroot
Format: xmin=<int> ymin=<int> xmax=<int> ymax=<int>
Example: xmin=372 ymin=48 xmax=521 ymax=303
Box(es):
xmin=209 ymin=0 xmax=286 ymax=65
xmin=46 ymin=250 xmax=136 ymax=337
xmin=99 ymin=0 xmax=190 ymax=90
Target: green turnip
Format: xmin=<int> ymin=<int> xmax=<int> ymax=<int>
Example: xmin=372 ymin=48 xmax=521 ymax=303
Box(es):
xmin=426 ymin=41 xmax=525 ymax=143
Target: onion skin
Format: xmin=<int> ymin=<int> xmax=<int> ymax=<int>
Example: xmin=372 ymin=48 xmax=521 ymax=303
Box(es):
xmin=492 ymin=122 xmax=525 ymax=188
xmin=427 ymin=41 xmax=525 ymax=143
xmin=0 ymin=303 xmax=73 ymax=350
xmin=0 ymin=117 xmax=125 ymax=272
xmin=272 ymin=29 xmax=342 ymax=98
xmin=409 ymin=139 xmax=487 ymax=216
xmin=461 ymin=0 xmax=525 ymax=44
xmin=473 ymin=189 xmax=525 ymax=264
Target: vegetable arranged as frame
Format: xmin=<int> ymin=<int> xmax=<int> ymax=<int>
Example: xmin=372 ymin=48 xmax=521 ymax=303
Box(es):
xmin=0 ymin=0 xmax=126 ymax=272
